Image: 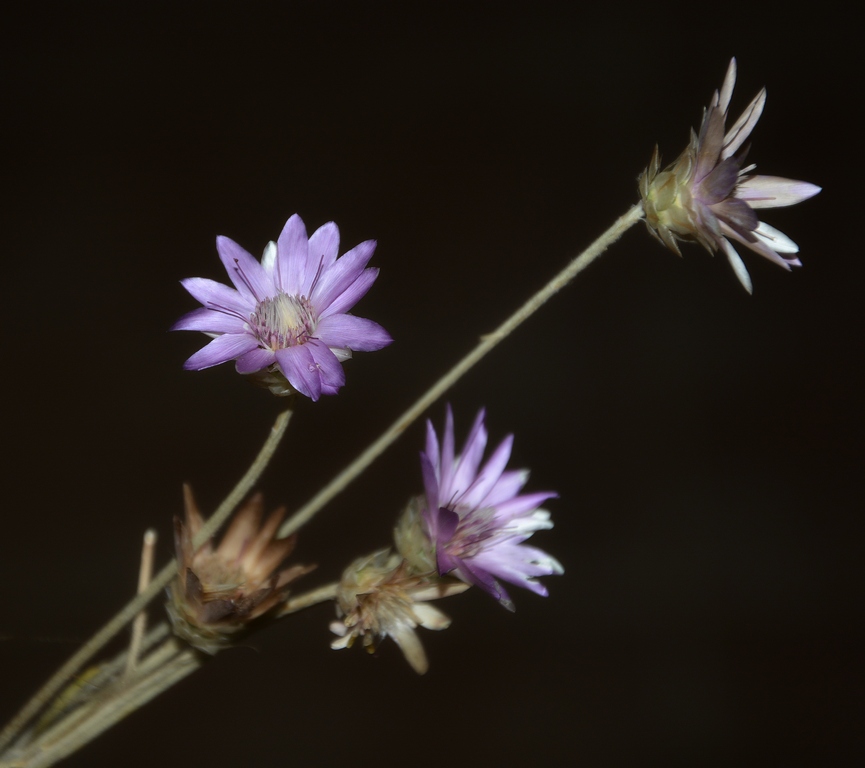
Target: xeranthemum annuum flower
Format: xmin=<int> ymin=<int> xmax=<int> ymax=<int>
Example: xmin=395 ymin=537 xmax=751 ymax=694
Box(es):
xmin=639 ymin=58 xmax=821 ymax=292
xmin=398 ymin=406 xmax=563 ymax=611
xmin=173 ymin=214 xmax=392 ymax=400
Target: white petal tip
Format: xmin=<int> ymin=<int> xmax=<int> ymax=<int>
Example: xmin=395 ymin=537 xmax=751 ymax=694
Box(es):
xmin=722 ymin=240 xmax=754 ymax=293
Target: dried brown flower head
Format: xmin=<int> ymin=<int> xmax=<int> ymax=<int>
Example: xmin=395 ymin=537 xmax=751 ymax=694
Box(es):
xmin=167 ymin=484 xmax=313 ymax=654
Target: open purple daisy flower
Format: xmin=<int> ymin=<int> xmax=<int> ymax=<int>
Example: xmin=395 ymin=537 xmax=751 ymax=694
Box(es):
xmin=419 ymin=406 xmax=563 ymax=611
xmin=173 ymin=214 xmax=392 ymax=400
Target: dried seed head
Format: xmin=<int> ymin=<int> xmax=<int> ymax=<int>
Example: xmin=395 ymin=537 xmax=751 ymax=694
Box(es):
xmin=167 ymin=485 xmax=313 ymax=654
xmin=330 ymin=549 xmax=467 ymax=674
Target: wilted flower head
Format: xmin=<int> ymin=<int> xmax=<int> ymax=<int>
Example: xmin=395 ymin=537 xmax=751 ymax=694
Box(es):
xmin=330 ymin=549 xmax=468 ymax=674
xmin=639 ymin=58 xmax=820 ymax=292
xmin=168 ymin=485 xmax=313 ymax=654
xmin=398 ymin=406 xmax=563 ymax=612
xmin=173 ymin=214 xmax=392 ymax=400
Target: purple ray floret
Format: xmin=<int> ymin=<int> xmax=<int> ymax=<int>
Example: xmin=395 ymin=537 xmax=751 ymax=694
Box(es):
xmin=419 ymin=406 xmax=563 ymax=611
xmin=173 ymin=214 xmax=392 ymax=400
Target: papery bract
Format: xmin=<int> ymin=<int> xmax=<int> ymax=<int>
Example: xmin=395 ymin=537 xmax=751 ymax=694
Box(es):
xmin=167 ymin=485 xmax=313 ymax=654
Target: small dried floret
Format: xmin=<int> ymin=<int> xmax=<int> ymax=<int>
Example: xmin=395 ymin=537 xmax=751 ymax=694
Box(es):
xmin=330 ymin=549 xmax=467 ymax=674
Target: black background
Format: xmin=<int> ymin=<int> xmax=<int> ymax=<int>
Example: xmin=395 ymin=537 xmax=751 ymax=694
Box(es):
xmin=2 ymin=2 xmax=861 ymax=766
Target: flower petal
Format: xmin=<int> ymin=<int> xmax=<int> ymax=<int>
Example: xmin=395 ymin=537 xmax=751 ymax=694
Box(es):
xmin=183 ymin=333 xmax=259 ymax=370
xmin=450 ymin=410 xmax=488 ymax=502
xmin=720 ymin=238 xmax=754 ymax=294
xmin=320 ymin=268 xmax=380 ymax=319
xmin=754 ymin=222 xmax=799 ymax=254
xmin=722 ymin=87 xmax=765 ymax=159
xmin=311 ymin=240 xmax=377 ymax=311
xmin=261 ymin=240 xmax=277 ymax=274
xmin=412 ymin=602 xmax=452 ymax=631
xmin=420 ymin=452 xmax=441 ymax=538
xmin=216 ymin=236 xmax=273 ymax=303
xmin=440 ymin=406 xmax=456 ymax=499
xmin=737 ymin=176 xmax=822 ymax=208
xmin=179 ymin=277 xmax=250 ymax=318
xmin=722 ymin=225 xmax=801 ymax=269
xmin=425 ymin=420 xmax=441 ymax=482
xmin=304 ymin=221 xmax=340 ymax=295
xmin=306 ymin=339 xmax=346 ymax=394
xmin=315 ymin=314 xmax=392 ymax=351
xmin=171 ymin=307 xmax=246 ymax=334
xmin=389 ymin=623 xmax=429 ymax=675
xmin=492 ymin=491 xmax=559 ymax=523
xmin=455 ymin=558 xmax=513 ymax=611
xmin=235 ymin=346 xmax=275 ymax=374
xmin=483 ymin=469 xmax=530 ymax=507
xmin=718 ymin=58 xmax=736 ymax=115
xmin=275 ymin=345 xmax=320 ymax=401
xmin=464 ymin=434 xmax=513 ymax=508
xmin=275 ymin=214 xmax=309 ymax=294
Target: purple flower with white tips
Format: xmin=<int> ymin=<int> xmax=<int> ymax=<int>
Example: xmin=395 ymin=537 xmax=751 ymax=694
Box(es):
xmin=639 ymin=58 xmax=821 ymax=292
xmin=173 ymin=214 xmax=391 ymax=400
xmin=418 ymin=407 xmax=563 ymax=611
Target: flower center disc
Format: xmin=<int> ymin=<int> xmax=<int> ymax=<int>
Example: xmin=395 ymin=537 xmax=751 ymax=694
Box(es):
xmin=251 ymin=293 xmax=317 ymax=350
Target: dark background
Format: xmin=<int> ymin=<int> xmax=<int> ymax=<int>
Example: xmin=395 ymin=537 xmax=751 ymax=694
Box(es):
xmin=2 ymin=2 xmax=861 ymax=766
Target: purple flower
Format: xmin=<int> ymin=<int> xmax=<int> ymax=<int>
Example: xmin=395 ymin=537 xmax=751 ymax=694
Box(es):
xmin=639 ymin=59 xmax=821 ymax=292
xmin=417 ymin=406 xmax=563 ymax=611
xmin=173 ymin=214 xmax=392 ymax=400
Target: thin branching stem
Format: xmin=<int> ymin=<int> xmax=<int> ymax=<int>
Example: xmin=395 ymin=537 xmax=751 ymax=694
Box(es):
xmin=278 ymin=204 xmax=644 ymax=538
xmin=0 ymin=408 xmax=293 ymax=753
xmin=277 ymin=582 xmax=339 ymax=616
xmin=7 ymin=640 xmax=200 ymax=768
xmin=125 ymin=529 xmax=157 ymax=678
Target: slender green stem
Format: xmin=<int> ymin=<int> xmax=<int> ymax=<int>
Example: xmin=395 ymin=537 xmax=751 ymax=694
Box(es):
xmin=278 ymin=204 xmax=644 ymax=538
xmin=6 ymin=641 xmax=200 ymax=768
xmin=0 ymin=408 xmax=293 ymax=754
xmin=124 ymin=528 xmax=157 ymax=678
xmin=90 ymin=623 xmax=171 ymax=694
xmin=277 ymin=582 xmax=339 ymax=617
